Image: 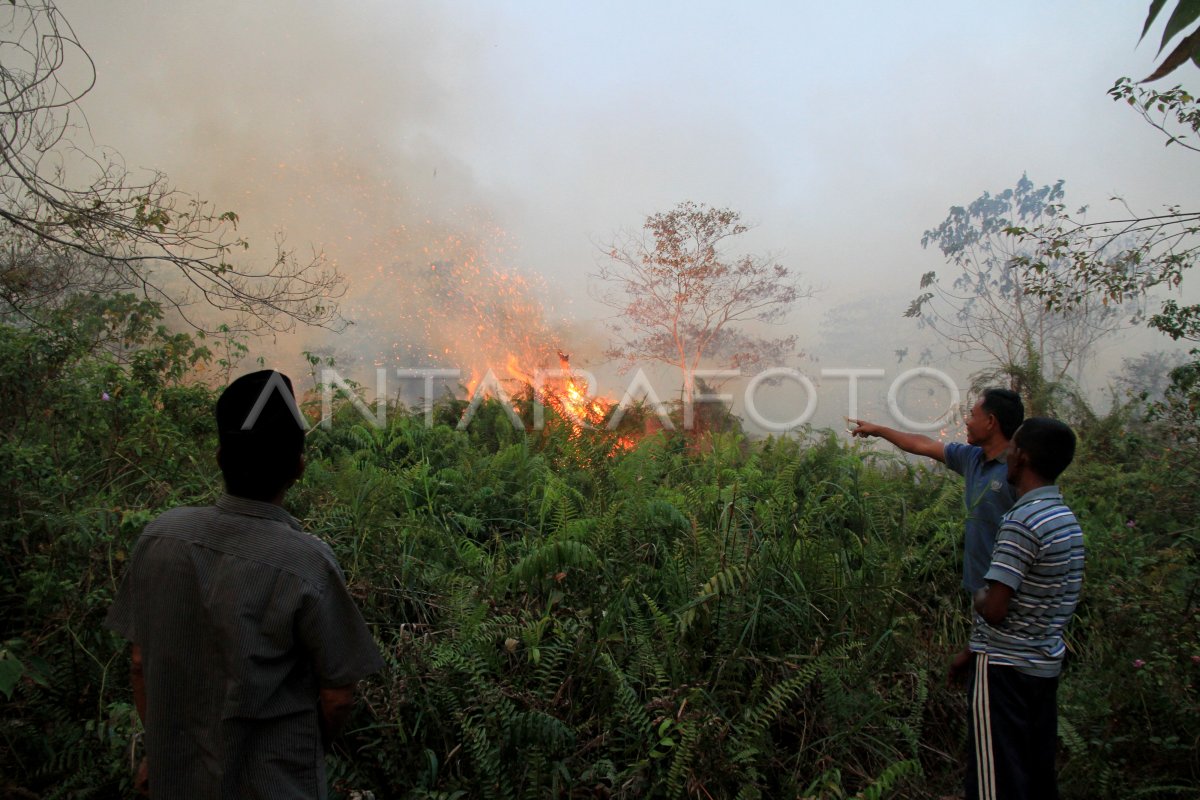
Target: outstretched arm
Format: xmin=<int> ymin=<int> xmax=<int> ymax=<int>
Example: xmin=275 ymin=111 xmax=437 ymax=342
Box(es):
xmin=848 ymin=419 xmax=946 ymax=463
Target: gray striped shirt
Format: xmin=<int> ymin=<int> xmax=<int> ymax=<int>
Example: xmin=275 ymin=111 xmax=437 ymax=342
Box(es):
xmin=969 ymin=485 xmax=1085 ymax=678
xmin=105 ymin=494 xmax=384 ymax=799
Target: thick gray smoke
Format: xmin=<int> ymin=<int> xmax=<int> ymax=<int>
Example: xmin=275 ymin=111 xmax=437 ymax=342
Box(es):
xmin=55 ymin=1 xmax=1200 ymax=422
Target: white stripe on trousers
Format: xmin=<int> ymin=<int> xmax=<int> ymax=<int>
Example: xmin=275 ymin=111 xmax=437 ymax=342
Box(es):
xmin=973 ymin=653 xmax=996 ymax=800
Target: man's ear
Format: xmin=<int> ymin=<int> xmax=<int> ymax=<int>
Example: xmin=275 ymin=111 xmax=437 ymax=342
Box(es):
xmin=216 ymin=445 xmax=224 ymax=471
xmin=1013 ymin=447 xmax=1030 ymax=479
xmin=294 ymin=454 xmax=306 ymax=483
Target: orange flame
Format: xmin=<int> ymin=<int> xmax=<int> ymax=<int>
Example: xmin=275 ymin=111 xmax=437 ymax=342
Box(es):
xmin=364 ymin=219 xmax=636 ymax=452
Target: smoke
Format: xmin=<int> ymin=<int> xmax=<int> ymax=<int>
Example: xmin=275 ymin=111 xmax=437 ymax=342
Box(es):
xmin=56 ymin=0 xmax=1200 ymax=418
xmin=62 ymin=0 xmax=593 ymax=389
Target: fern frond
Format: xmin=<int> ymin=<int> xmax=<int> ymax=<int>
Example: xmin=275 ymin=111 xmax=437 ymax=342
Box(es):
xmin=600 ymin=651 xmax=653 ymax=735
xmin=854 ymin=758 xmax=922 ymax=800
xmin=741 ymin=657 xmax=822 ymax=733
xmin=677 ymin=565 xmax=748 ymax=634
xmin=507 ymin=540 xmax=599 ymax=589
xmin=507 ymin=709 xmax=577 ymax=756
xmin=665 ymin=718 xmax=699 ymax=800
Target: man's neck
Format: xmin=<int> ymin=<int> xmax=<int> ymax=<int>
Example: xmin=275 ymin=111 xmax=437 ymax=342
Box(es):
xmin=1016 ymin=477 xmax=1054 ymax=499
xmin=227 ymin=491 xmax=287 ymax=507
xmin=981 ymin=436 xmax=1010 ymax=462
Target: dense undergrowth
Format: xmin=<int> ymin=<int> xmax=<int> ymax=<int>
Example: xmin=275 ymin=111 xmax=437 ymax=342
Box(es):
xmin=1 ymin=296 xmax=1197 ymax=798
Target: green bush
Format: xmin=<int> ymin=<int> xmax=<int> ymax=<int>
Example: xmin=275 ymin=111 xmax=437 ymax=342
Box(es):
xmin=1 ymin=300 xmax=1196 ymax=798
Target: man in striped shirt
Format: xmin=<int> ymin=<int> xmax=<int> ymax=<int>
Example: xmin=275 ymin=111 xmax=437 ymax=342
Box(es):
xmin=106 ymin=370 xmax=384 ymax=798
xmin=948 ymin=417 xmax=1085 ymax=800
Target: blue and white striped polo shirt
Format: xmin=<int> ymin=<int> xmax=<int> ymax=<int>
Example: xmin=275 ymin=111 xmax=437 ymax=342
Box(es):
xmin=969 ymin=485 xmax=1085 ymax=678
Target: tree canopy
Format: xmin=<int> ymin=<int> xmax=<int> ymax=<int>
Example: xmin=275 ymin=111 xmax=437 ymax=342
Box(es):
xmin=593 ymin=201 xmax=810 ymax=408
xmin=1007 ymin=81 xmax=1200 ymax=346
xmin=907 ymin=176 xmax=1121 ymax=412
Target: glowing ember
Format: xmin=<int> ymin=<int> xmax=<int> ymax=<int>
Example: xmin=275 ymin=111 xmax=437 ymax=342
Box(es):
xmin=542 ymin=352 xmax=622 ymax=434
xmin=464 ymin=348 xmax=633 ymax=449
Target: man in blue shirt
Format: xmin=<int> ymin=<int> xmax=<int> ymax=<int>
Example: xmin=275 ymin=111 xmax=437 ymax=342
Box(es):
xmin=949 ymin=417 xmax=1085 ymax=799
xmin=850 ymin=387 xmax=1024 ymax=591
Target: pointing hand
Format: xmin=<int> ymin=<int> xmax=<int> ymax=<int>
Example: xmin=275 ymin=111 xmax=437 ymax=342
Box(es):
xmin=846 ymin=418 xmax=879 ymax=438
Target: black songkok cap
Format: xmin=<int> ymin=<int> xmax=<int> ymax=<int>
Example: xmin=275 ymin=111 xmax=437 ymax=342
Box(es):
xmin=215 ymin=369 xmax=305 ymax=454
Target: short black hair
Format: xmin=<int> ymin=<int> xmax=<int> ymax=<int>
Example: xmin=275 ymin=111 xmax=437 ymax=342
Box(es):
xmin=1013 ymin=417 xmax=1076 ymax=482
xmin=216 ymin=370 xmax=305 ymax=500
xmin=980 ymin=387 xmax=1024 ymax=439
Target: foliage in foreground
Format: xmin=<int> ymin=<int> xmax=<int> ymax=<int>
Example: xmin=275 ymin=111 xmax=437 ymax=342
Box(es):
xmin=0 ymin=298 xmax=1197 ymax=799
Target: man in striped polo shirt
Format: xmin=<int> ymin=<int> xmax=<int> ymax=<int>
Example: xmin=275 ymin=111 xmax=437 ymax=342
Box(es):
xmin=948 ymin=417 xmax=1085 ymax=800
xmin=106 ymin=371 xmax=383 ymax=798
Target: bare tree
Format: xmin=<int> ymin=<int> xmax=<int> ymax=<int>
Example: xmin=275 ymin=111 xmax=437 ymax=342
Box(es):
xmin=0 ymin=1 xmax=345 ymax=331
xmin=593 ymin=201 xmax=810 ymax=408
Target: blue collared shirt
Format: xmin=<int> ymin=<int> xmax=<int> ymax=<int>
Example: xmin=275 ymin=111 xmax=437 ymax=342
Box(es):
xmin=943 ymin=442 xmax=1017 ymax=591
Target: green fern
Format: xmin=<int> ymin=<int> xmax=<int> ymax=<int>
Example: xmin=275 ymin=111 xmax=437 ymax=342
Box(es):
xmin=626 ymin=600 xmax=670 ymax=688
xmin=1057 ymin=713 xmax=1086 ymax=757
xmin=507 ymin=709 xmax=576 ymax=755
xmin=740 ymin=656 xmax=823 ymax=733
xmin=665 ymin=717 xmax=699 ymax=799
xmin=677 ymin=565 xmax=748 ymax=634
xmin=734 ymin=786 xmax=763 ymax=800
xmin=642 ymin=594 xmax=680 ymax=665
xmin=599 ymin=651 xmax=653 ymax=737
xmin=853 ymin=758 xmax=922 ymax=800
xmin=460 ymin=712 xmax=514 ymax=800
xmin=507 ymin=539 xmax=599 ymax=589
xmin=537 ymin=475 xmax=584 ymax=534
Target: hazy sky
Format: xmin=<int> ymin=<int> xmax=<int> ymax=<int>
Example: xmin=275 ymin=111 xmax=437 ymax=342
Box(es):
xmin=56 ymin=1 xmax=1200 ymax=428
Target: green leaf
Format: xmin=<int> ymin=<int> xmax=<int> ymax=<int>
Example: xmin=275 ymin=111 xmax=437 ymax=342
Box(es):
xmin=0 ymin=653 xmax=23 ymax=700
xmin=1144 ymin=27 xmax=1200 ymax=81
xmin=1158 ymin=0 xmax=1200 ymax=55
xmin=1141 ymin=0 xmax=1170 ymax=44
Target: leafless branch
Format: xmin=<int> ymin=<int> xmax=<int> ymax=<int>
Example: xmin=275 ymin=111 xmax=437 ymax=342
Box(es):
xmin=0 ymin=1 xmax=346 ymax=333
